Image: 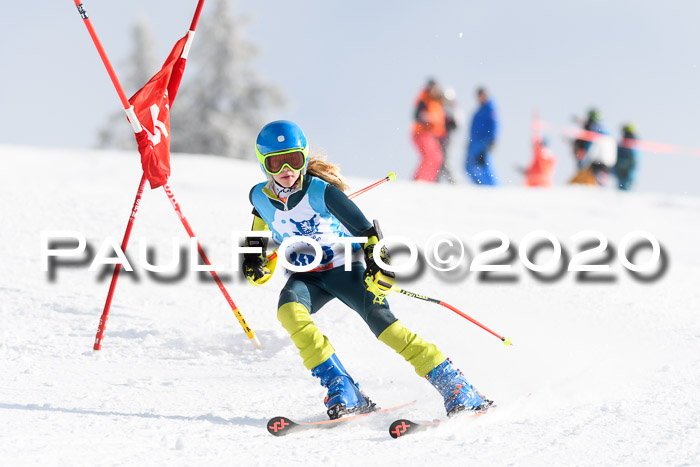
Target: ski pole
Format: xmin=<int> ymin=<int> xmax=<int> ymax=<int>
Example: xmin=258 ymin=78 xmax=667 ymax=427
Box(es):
xmin=348 ymin=172 xmax=396 ymax=199
xmin=378 ymin=281 xmax=513 ymax=346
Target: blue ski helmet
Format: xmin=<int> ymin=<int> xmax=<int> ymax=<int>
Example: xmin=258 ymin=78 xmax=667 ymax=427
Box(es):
xmin=255 ymin=120 xmax=309 ymax=178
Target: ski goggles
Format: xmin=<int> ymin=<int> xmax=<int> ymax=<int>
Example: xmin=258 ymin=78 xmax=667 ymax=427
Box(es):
xmin=262 ymin=149 xmax=307 ymax=175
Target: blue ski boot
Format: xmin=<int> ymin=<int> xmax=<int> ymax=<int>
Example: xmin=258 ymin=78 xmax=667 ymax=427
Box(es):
xmin=426 ymin=358 xmax=493 ymax=417
xmin=311 ymin=354 xmax=376 ymax=420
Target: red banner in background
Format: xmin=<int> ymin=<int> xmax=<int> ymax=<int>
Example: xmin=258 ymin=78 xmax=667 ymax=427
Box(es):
xmin=535 ymin=119 xmax=700 ymax=158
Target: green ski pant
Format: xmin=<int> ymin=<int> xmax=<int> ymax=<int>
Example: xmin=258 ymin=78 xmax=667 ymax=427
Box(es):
xmin=277 ymin=262 xmax=446 ymax=377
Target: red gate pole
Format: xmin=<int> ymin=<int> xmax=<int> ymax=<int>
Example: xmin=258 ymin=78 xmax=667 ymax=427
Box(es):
xmin=72 ymin=0 xmax=148 ymax=350
xmin=72 ymin=1 xmax=142 ymax=133
xmin=163 ymin=185 xmax=262 ymax=349
xmin=94 ymin=174 xmax=148 ymax=350
xmin=158 ymin=4 xmax=260 ymax=347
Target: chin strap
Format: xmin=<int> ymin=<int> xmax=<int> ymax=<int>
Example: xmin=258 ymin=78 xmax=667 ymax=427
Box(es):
xmin=271 ymin=175 xmax=303 ymax=198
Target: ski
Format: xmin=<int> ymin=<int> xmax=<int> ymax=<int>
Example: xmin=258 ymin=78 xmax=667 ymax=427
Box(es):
xmin=389 ymin=405 xmax=496 ymax=438
xmin=267 ymin=400 xmax=416 ymax=437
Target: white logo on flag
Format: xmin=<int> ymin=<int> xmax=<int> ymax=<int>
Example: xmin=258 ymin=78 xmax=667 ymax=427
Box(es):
xmin=145 ymin=103 xmax=169 ymax=146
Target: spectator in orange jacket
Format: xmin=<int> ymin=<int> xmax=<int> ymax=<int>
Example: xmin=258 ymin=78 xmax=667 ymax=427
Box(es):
xmin=412 ymin=79 xmax=446 ymax=182
xmin=525 ymin=136 xmax=556 ymax=187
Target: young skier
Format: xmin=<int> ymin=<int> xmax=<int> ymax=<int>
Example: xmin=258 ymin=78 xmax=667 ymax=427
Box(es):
xmin=243 ymin=120 xmax=492 ymax=419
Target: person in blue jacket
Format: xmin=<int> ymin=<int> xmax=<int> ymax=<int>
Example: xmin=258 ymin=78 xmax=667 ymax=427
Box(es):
xmin=242 ymin=120 xmax=493 ymax=420
xmin=466 ymin=88 xmax=499 ymax=186
xmin=614 ymin=123 xmax=639 ymax=190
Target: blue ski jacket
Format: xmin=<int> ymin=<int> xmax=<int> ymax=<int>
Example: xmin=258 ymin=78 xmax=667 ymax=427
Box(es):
xmin=468 ymin=100 xmax=498 ymax=156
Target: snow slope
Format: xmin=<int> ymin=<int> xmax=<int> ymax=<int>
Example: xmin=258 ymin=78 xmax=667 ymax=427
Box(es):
xmin=1 ymin=145 xmax=699 ymax=466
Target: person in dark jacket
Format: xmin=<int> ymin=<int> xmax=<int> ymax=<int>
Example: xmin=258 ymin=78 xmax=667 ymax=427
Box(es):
xmin=437 ymin=87 xmax=459 ymax=184
xmin=573 ymin=109 xmax=606 ymax=167
xmin=570 ymin=108 xmax=615 ymax=186
xmin=614 ymin=123 xmax=640 ymax=191
xmin=465 ymin=88 xmax=499 ymax=186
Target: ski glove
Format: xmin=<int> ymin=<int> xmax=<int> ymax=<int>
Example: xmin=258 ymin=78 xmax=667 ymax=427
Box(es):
xmin=242 ymin=236 xmax=276 ymax=287
xmin=362 ymin=228 xmax=396 ymax=298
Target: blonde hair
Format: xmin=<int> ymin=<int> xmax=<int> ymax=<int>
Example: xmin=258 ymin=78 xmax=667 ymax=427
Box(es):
xmin=307 ymin=153 xmax=349 ymax=192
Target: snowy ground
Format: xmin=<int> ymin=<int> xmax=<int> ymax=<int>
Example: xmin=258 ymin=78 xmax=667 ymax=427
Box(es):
xmin=1 ymin=145 xmax=699 ymax=466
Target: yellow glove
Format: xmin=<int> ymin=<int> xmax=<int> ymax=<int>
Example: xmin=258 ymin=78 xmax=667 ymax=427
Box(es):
xmin=363 ymin=235 xmax=396 ymax=297
xmin=243 ymin=251 xmax=277 ymax=287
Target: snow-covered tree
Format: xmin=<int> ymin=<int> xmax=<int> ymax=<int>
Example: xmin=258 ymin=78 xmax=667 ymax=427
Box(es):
xmin=97 ymin=15 xmax=158 ymax=150
xmin=170 ymin=0 xmax=285 ymax=158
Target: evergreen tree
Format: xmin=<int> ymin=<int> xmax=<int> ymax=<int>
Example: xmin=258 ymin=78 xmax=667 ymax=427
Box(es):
xmin=170 ymin=0 xmax=284 ymax=158
xmin=97 ymin=15 xmax=158 ymax=150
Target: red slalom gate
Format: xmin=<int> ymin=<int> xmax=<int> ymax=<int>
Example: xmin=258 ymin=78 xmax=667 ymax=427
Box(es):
xmin=74 ymin=0 xmax=261 ymax=350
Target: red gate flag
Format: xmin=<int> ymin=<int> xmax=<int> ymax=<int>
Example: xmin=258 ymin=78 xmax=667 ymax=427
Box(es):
xmin=129 ymin=32 xmax=193 ymax=189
